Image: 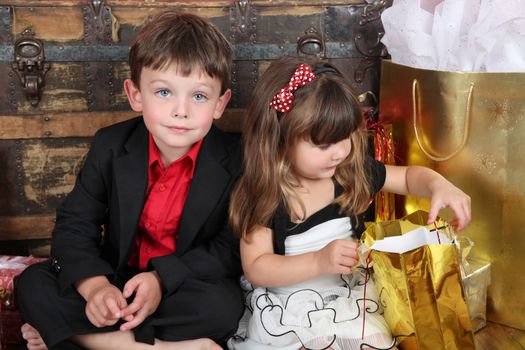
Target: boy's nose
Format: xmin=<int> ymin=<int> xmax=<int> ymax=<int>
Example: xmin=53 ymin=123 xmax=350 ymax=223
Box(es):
xmin=173 ymin=112 xmax=187 ymax=119
xmin=172 ymin=99 xmax=188 ymax=118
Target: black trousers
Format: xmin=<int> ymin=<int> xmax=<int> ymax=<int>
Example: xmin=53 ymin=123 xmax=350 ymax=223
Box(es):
xmin=15 ymin=260 xmax=243 ymax=349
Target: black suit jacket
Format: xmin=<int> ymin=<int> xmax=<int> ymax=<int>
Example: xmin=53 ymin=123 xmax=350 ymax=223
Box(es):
xmin=50 ymin=117 xmax=242 ymax=295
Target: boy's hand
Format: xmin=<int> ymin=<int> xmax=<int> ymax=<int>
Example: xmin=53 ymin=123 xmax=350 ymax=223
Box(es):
xmin=315 ymin=239 xmax=359 ymax=275
xmin=119 ymin=271 xmax=163 ymax=331
xmin=428 ymin=179 xmax=472 ymax=232
xmin=77 ymin=276 xmax=128 ymax=328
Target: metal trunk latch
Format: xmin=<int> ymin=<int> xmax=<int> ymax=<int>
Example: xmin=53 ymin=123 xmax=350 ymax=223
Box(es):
xmin=12 ymin=28 xmax=50 ymax=107
xmin=297 ymin=27 xmax=325 ymax=58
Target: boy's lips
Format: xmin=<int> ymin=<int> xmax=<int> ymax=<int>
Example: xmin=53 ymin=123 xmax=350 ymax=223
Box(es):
xmin=167 ymin=125 xmax=191 ymax=133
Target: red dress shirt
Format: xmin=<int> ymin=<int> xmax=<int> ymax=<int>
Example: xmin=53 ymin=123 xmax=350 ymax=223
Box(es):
xmin=129 ymin=133 xmax=202 ymax=270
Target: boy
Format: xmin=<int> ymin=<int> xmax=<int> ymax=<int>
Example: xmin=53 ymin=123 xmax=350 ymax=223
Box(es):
xmin=16 ymin=11 xmax=243 ymax=350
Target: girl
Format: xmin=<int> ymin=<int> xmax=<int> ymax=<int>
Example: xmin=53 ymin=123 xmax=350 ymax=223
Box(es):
xmin=227 ymin=57 xmax=471 ymax=350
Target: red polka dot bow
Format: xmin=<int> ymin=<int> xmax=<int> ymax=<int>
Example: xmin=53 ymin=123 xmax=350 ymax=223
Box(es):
xmin=270 ymin=64 xmax=316 ymax=113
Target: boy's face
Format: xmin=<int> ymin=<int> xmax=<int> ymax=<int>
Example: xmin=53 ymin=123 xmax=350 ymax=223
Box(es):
xmin=125 ymin=63 xmax=231 ymax=164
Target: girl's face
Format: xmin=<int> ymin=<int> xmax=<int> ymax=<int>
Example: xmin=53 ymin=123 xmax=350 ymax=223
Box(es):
xmin=290 ymin=137 xmax=351 ymax=182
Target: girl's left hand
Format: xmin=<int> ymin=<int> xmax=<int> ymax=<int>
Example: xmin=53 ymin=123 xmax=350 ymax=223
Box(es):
xmin=428 ymin=180 xmax=471 ymax=232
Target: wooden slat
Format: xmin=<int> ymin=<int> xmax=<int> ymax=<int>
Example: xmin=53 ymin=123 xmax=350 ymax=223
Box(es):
xmin=113 ymin=7 xmax=228 ymax=27
xmin=0 ymin=214 xmax=55 ymax=240
xmin=0 ymin=111 xmax=137 ymax=139
xmin=257 ymin=6 xmax=322 ymax=16
xmin=0 ymin=109 xmax=244 ymax=139
xmin=3 ymin=1 xmax=364 ymax=7
xmin=13 ymin=7 xmax=84 ymax=42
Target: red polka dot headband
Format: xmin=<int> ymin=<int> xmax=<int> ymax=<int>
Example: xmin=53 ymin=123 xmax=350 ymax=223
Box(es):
xmin=270 ymin=64 xmax=316 ymax=113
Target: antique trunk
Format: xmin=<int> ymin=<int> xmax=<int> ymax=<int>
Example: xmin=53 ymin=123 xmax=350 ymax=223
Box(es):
xmin=0 ymin=0 xmax=390 ymax=255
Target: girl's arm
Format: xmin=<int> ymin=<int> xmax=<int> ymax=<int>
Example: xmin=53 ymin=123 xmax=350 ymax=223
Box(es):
xmin=241 ymin=225 xmax=358 ymax=288
xmin=382 ymin=165 xmax=471 ymax=231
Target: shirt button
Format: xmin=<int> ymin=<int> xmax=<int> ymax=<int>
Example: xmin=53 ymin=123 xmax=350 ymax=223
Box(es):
xmin=157 ymin=184 xmax=166 ymax=191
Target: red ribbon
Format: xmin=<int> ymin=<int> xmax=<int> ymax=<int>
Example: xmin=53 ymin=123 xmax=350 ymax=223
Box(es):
xmin=270 ymin=64 xmax=315 ymax=113
xmin=362 ymin=253 xmax=372 ymax=340
xmin=367 ymin=119 xmax=396 ymax=220
xmin=434 ymin=221 xmax=442 ymax=244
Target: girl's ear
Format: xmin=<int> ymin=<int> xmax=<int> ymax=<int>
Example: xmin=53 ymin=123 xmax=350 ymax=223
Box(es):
xmin=124 ymin=79 xmax=143 ymax=112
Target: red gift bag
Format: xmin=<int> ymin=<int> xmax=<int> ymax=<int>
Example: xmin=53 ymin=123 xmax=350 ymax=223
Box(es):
xmin=0 ymin=256 xmax=47 ymax=349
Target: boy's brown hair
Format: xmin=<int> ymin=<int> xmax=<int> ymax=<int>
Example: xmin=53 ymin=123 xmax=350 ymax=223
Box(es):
xmin=129 ymin=11 xmax=233 ymax=94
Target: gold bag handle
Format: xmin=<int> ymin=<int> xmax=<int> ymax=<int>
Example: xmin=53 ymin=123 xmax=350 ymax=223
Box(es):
xmin=412 ymin=79 xmax=474 ymax=162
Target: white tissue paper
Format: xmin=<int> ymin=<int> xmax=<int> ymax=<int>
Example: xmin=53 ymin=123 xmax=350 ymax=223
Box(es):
xmin=381 ymin=0 xmax=525 ymax=72
xmin=369 ymin=226 xmax=453 ymax=254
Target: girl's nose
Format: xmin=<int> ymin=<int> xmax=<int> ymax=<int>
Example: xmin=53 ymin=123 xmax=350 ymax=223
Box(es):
xmin=332 ymin=140 xmax=351 ymax=161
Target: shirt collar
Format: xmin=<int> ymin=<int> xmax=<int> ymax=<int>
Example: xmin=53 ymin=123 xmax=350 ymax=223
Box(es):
xmin=148 ymin=133 xmax=203 ymax=172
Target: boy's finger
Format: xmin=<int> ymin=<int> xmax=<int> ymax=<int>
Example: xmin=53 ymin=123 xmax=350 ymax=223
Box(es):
xmin=123 ymin=278 xmax=140 ymax=298
xmin=106 ymin=297 xmax=122 ymax=318
xmin=117 ymin=294 xmax=128 ymax=310
xmin=120 ymin=307 xmax=148 ymax=331
xmin=88 ymin=303 xmax=103 ymax=324
xmin=86 ymin=308 xmax=103 ymax=328
xmin=120 ymin=297 xmax=143 ymax=318
xmin=120 ymin=315 xmax=141 ymax=331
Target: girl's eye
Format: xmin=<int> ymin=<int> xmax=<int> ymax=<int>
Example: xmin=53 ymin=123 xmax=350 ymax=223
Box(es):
xmin=194 ymin=93 xmax=207 ymax=102
xmin=318 ymin=144 xmax=331 ymax=151
xmin=156 ymin=89 xmax=170 ymax=97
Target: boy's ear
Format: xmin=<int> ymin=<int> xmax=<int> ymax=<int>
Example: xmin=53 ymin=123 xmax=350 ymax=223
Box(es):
xmin=213 ymin=88 xmax=232 ymax=120
xmin=124 ymin=79 xmax=143 ymax=112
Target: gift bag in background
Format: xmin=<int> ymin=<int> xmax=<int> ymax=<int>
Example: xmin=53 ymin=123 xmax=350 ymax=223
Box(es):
xmin=455 ymin=236 xmax=491 ymax=332
xmin=378 ymin=59 xmax=525 ymax=330
xmin=462 ymin=257 xmax=491 ymax=332
xmin=378 ymin=0 xmax=525 ymax=330
xmin=361 ymin=211 xmax=475 ymax=350
xmin=1 ymin=256 xmax=47 ymax=349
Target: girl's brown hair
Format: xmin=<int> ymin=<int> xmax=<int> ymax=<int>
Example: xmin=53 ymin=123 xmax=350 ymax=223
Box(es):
xmin=229 ymin=56 xmax=373 ymax=238
xmin=129 ymin=11 xmax=233 ymax=94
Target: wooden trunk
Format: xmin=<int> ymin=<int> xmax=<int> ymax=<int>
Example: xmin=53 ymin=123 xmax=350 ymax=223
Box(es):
xmin=0 ymin=0 xmax=390 ymax=255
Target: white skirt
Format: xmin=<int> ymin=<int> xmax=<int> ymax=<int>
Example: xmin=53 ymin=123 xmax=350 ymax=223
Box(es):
xmin=228 ymin=270 xmax=396 ymax=350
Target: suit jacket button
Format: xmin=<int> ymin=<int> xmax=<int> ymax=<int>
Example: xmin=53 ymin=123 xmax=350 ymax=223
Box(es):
xmin=52 ymin=258 xmax=62 ymax=273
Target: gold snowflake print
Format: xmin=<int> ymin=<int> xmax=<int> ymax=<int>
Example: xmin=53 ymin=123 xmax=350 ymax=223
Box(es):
xmin=472 ymin=153 xmax=497 ymax=175
xmin=487 ymin=99 xmax=523 ymax=131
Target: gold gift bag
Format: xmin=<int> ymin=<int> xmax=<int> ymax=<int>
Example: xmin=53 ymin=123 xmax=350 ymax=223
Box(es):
xmin=361 ymin=211 xmax=475 ymax=350
xmin=378 ymin=59 xmax=525 ymax=330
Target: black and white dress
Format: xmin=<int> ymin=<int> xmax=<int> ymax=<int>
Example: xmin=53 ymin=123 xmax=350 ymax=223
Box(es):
xmin=228 ymin=158 xmax=396 ymax=350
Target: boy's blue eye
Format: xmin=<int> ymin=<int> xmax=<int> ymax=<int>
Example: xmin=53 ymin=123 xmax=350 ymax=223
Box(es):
xmin=194 ymin=93 xmax=206 ymax=101
xmin=157 ymin=89 xmax=170 ymax=97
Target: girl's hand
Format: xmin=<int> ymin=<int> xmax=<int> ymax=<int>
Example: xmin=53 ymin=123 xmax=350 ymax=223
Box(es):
xmin=315 ymin=239 xmax=359 ymax=275
xmin=384 ymin=165 xmax=472 ymax=232
xmin=119 ymin=271 xmax=163 ymax=331
xmin=428 ymin=179 xmax=471 ymax=232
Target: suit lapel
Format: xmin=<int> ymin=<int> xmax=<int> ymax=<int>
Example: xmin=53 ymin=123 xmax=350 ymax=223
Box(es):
xmin=176 ymin=127 xmax=231 ymax=253
xmin=115 ymin=122 xmax=149 ymax=266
